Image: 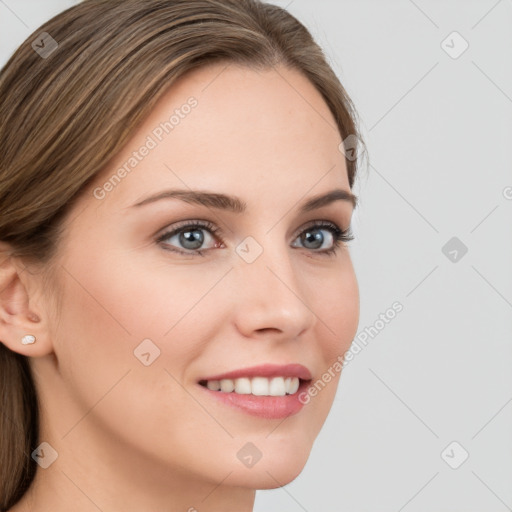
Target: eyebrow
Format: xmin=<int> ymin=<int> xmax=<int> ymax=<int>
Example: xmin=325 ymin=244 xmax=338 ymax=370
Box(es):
xmin=131 ymin=187 xmax=357 ymax=212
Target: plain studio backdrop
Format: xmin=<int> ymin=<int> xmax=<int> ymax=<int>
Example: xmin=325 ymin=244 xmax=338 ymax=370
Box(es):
xmin=1 ymin=1 xmax=511 ymax=511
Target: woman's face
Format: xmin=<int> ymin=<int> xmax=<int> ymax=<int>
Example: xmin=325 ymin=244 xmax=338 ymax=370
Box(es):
xmin=36 ymin=63 xmax=359 ymax=493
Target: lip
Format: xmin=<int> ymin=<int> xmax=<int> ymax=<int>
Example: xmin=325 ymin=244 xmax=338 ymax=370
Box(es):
xmin=198 ymin=364 xmax=312 ymax=420
xmin=199 ymin=363 xmax=312 ymax=382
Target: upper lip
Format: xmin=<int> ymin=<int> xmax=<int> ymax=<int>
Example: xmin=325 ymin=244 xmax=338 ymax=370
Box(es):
xmin=200 ymin=363 xmax=312 ymax=382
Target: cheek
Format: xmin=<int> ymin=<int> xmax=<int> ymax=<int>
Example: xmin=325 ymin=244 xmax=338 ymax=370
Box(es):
xmin=312 ymin=257 xmax=360 ymax=362
xmin=286 ymin=257 xmax=358 ymax=432
xmin=52 ymin=254 xmax=229 ymax=465
xmin=59 ymin=243 xmax=223 ymax=341
xmin=53 ymin=248 xmax=228 ymax=404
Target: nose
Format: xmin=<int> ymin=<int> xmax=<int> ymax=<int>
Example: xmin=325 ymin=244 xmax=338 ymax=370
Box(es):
xmin=231 ymin=239 xmax=317 ymax=342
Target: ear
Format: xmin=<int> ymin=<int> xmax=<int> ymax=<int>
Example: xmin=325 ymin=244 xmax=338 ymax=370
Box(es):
xmin=0 ymin=245 xmax=54 ymax=357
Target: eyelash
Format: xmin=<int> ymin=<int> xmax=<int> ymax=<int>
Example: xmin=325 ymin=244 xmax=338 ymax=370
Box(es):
xmin=156 ymin=219 xmax=354 ymax=258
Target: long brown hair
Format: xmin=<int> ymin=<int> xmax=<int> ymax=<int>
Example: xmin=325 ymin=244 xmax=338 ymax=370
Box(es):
xmin=0 ymin=0 xmax=364 ymax=509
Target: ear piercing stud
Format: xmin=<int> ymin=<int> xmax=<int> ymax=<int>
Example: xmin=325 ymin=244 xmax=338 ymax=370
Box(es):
xmin=21 ymin=335 xmax=36 ymax=345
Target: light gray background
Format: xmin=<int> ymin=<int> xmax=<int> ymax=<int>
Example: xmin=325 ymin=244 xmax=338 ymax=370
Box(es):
xmin=1 ymin=1 xmax=511 ymax=511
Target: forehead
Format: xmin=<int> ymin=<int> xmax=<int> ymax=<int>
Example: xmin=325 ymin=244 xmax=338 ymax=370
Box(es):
xmin=86 ymin=63 xmax=349 ymax=211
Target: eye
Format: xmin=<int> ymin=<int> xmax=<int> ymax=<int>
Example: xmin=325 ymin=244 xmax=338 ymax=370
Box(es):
xmin=291 ymin=220 xmax=354 ymax=256
xmin=156 ymin=220 xmax=222 ymax=257
xmin=156 ymin=219 xmax=353 ymax=257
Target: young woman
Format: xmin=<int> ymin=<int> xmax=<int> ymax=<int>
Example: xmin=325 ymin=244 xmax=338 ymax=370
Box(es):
xmin=0 ymin=0 xmax=364 ymax=510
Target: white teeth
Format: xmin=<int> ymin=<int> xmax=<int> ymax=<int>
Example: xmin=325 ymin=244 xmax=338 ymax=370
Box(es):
xmin=269 ymin=377 xmax=286 ymax=396
xmin=288 ymin=377 xmax=300 ymax=394
xmin=220 ymin=379 xmax=235 ymax=392
xmin=251 ymin=377 xmax=269 ymax=396
xmin=234 ymin=377 xmax=251 ymax=394
xmin=207 ymin=380 xmax=221 ymax=391
xmin=204 ymin=376 xmax=301 ymax=396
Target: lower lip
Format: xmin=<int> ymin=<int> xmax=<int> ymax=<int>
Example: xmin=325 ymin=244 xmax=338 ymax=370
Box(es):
xmin=199 ymin=380 xmax=310 ymax=419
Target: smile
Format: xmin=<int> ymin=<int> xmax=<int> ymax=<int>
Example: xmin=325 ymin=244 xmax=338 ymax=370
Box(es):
xmin=199 ymin=376 xmax=301 ymax=396
xmin=197 ymin=364 xmax=312 ymax=419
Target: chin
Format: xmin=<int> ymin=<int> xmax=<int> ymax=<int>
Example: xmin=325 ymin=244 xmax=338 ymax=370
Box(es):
xmin=227 ymin=442 xmax=312 ymax=489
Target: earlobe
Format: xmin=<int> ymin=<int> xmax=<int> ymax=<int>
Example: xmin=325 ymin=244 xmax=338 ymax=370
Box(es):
xmin=21 ymin=334 xmax=37 ymax=345
xmin=0 ymin=251 xmax=53 ymax=357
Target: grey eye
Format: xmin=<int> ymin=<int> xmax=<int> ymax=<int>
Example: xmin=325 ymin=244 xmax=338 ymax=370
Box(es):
xmin=295 ymin=227 xmax=334 ymax=250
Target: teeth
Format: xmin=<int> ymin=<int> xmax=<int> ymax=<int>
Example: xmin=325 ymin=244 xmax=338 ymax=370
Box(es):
xmin=220 ymin=379 xmax=235 ymax=392
xmin=287 ymin=377 xmax=300 ymax=394
xmin=204 ymin=376 xmax=300 ymax=396
xmin=251 ymin=377 xmax=269 ymax=396
xmin=269 ymin=377 xmax=286 ymax=396
xmin=207 ymin=380 xmax=221 ymax=391
xmin=234 ymin=377 xmax=251 ymax=394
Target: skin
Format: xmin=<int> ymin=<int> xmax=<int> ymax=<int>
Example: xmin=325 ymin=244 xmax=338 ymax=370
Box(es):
xmin=1 ymin=62 xmax=359 ymax=512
